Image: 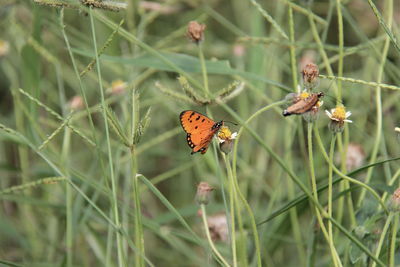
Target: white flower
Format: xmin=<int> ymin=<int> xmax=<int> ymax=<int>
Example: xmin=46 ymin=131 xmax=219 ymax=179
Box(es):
xmin=325 ymin=106 xmax=352 ymax=123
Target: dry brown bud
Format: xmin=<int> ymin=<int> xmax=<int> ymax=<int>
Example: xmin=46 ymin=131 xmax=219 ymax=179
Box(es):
xmin=389 ymin=188 xmax=400 ymax=212
xmin=302 ymin=63 xmax=319 ymax=89
xmin=195 ymin=182 xmax=214 ymax=205
xmin=187 ymin=21 xmax=206 ymax=43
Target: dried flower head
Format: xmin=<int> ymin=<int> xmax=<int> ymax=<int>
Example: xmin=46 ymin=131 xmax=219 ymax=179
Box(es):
xmin=0 ymin=40 xmax=10 ymax=57
xmin=302 ymin=63 xmax=319 ymax=90
xmin=206 ymin=212 xmax=229 ymax=243
xmin=218 ymin=126 xmax=237 ymax=154
xmin=67 ymin=95 xmax=84 ymax=110
xmin=335 ymin=143 xmax=365 ymax=171
xmin=195 ymin=182 xmax=214 ymax=205
xmin=389 ymin=188 xmax=400 ymax=212
xmin=187 ymin=21 xmax=206 ymax=43
xmin=325 ymin=105 xmax=352 ymax=133
xmin=107 ymin=79 xmax=128 ymax=95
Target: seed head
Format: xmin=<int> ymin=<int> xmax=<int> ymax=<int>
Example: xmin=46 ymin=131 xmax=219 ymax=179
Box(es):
xmin=187 ymin=21 xmax=206 ymax=43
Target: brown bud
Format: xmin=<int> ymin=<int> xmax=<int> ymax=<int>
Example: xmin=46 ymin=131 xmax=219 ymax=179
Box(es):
xmin=195 ymin=182 xmax=214 ymax=205
xmin=302 ymin=63 xmax=319 ymax=89
xmin=187 ymin=21 xmax=206 ymax=43
xmin=389 ymin=188 xmax=400 ymax=212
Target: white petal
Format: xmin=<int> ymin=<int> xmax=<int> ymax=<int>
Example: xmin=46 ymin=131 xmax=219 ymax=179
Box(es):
xmin=325 ymin=110 xmax=332 ymax=118
xmin=218 ymin=137 xmax=225 ymax=143
xmin=345 ymin=111 xmax=352 ymax=118
xmin=231 ymin=132 xmax=238 ymax=139
xmin=344 ymin=119 xmax=353 ymax=123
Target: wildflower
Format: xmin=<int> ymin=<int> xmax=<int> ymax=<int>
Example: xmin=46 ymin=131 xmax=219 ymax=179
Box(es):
xmin=217 ymin=126 xmax=237 ymax=154
xmin=325 ymin=105 xmax=352 ymax=133
xmin=395 ymin=127 xmax=400 ymax=133
xmin=195 ymin=182 xmax=214 ymax=205
xmin=335 ymin=143 xmax=365 ymax=171
xmin=67 ymin=95 xmax=84 ymax=110
xmin=388 ymin=188 xmax=400 ymax=212
xmin=187 ymin=21 xmax=206 ymax=43
xmin=107 ymin=79 xmax=127 ymax=95
xmin=302 ymin=63 xmax=319 ymax=90
xmin=0 ymin=40 xmax=10 ymax=57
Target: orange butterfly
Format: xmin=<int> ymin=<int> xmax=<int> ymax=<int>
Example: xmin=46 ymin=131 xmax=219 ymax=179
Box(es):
xmin=180 ymin=110 xmax=224 ymax=154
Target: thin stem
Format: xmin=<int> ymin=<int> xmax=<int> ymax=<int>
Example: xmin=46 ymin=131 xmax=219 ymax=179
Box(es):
xmin=223 ymin=154 xmax=238 ymax=267
xmin=89 ymin=8 xmax=124 ymax=266
xmin=288 ymin=5 xmax=298 ymax=91
xmin=198 ymin=42 xmax=210 ymax=96
xmin=389 ymin=214 xmax=399 ymax=267
xmin=328 ymin=135 xmax=338 ymax=266
xmin=335 ymin=0 xmax=343 ymax=103
xmin=131 ymin=91 xmax=145 ymax=267
xmin=200 ymin=205 xmax=231 ymax=267
xmin=371 ymin=213 xmax=394 ymax=267
xmin=357 ymin=0 xmax=393 ymax=208
xmin=230 ymin=159 xmax=262 ymax=267
xmin=307 ymin=124 xmax=341 ymax=266
xmin=314 ymin=127 xmax=388 ymax=214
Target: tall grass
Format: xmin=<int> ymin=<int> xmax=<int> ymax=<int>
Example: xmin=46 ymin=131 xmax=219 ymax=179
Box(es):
xmin=1 ymin=0 xmax=400 ymax=266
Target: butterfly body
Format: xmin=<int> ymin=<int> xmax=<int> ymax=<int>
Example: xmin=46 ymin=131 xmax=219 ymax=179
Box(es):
xmin=282 ymin=92 xmax=324 ymax=116
xmin=180 ymin=110 xmax=223 ymax=154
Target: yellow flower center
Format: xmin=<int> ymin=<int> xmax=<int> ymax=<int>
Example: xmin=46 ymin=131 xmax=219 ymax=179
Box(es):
xmin=299 ymin=91 xmax=310 ymax=99
xmin=218 ymin=126 xmax=232 ymax=140
xmin=332 ymin=106 xmax=346 ymax=120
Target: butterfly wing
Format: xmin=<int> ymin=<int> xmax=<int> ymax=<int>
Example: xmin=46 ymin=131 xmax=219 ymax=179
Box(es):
xmin=180 ymin=110 xmax=220 ymax=154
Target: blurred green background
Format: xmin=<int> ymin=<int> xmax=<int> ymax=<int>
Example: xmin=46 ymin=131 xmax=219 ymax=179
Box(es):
xmin=0 ymin=0 xmax=400 ymax=266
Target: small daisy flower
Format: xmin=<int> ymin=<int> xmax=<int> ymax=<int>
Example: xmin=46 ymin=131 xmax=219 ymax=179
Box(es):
xmin=107 ymin=79 xmax=128 ymax=95
xmin=217 ymin=126 xmax=237 ymax=154
xmin=325 ymin=105 xmax=352 ymax=133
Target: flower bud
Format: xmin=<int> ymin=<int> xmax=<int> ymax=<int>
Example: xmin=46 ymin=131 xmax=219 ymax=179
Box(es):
xmin=389 ymin=188 xmax=400 ymax=212
xmin=195 ymin=182 xmax=214 ymax=205
xmin=187 ymin=21 xmax=206 ymax=43
xmin=302 ymin=63 xmax=319 ymax=90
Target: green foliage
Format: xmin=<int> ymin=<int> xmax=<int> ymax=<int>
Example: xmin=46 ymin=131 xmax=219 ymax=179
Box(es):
xmin=0 ymin=0 xmax=400 ymax=266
